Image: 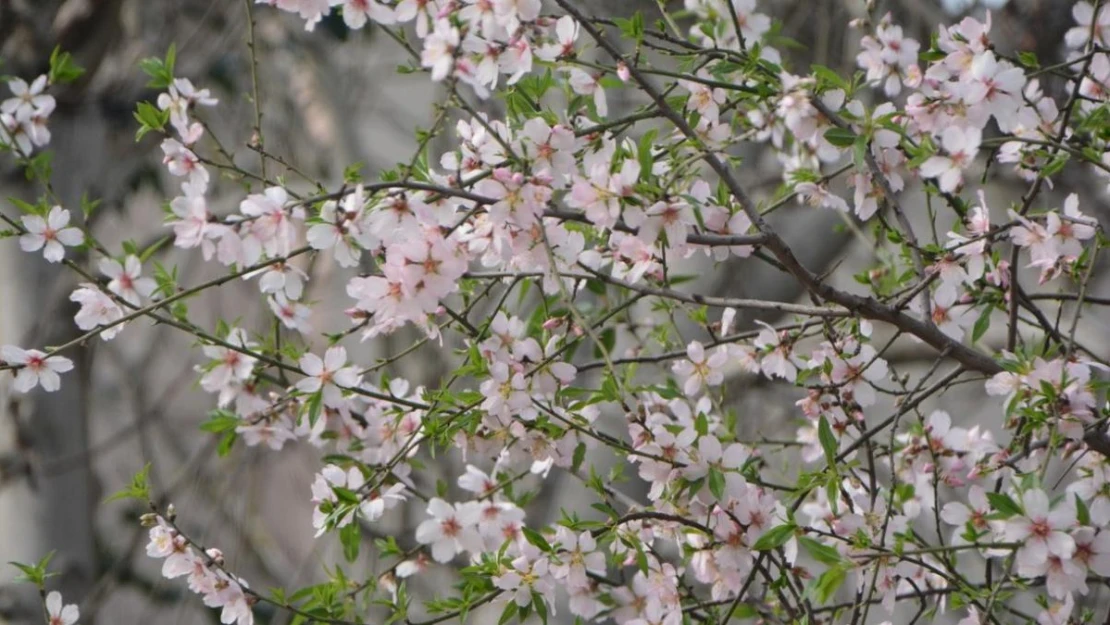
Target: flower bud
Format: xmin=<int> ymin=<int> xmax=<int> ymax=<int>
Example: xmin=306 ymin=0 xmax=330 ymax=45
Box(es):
xmin=165 ymin=503 xmax=177 ymax=522
xmin=206 ymin=548 xmax=225 ymax=565
xmin=140 ymin=513 xmax=159 ymax=527
xmin=617 ymin=61 xmax=631 ymax=83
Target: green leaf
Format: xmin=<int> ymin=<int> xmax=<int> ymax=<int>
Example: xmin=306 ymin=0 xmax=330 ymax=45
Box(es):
xmin=1077 ymin=494 xmax=1091 ymax=526
xmin=823 ymin=127 xmax=857 ymax=148
xmin=25 ymin=151 xmax=53 ymax=182
xmin=986 ymin=492 xmax=1022 ymax=518
xmin=498 ymin=601 xmax=517 ymax=625
xmin=333 ymin=487 xmax=360 ymax=505
xmin=707 ymin=467 xmax=726 ymax=500
xmin=139 ymin=44 xmax=177 ymax=89
xmin=105 ymin=463 xmax=152 ymax=503
xmin=200 ymin=411 xmax=241 ymax=433
xmin=853 ymin=135 xmax=869 ymax=169
xmin=340 ymin=520 xmax=361 ymax=563
xmin=800 ymin=536 xmax=843 ymax=566
xmin=812 ymin=565 xmax=847 ymax=604
xmin=613 ymin=12 xmax=644 ymax=42
xmin=9 ymin=197 xmax=40 ymax=215
xmin=1017 ymin=50 xmax=1039 ymax=69
xmin=217 ymin=431 xmax=237 ymax=457
xmin=571 ymin=442 xmax=587 ymax=473
xmin=134 ymin=101 xmax=169 ymax=141
xmin=306 ymin=391 xmax=324 ymax=426
xmin=591 ymin=502 xmax=619 ymax=520
xmin=8 ymin=552 xmax=57 ymax=587
xmin=343 ymin=162 xmax=365 ymax=184
xmin=1042 ymin=153 xmax=1069 ymax=178
xmin=633 ymin=540 xmax=649 ymax=573
xmin=637 ymin=128 xmax=658 ymax=181
xmin=728 ymin=603 xmax=758 ymax=619
xmin=971 ymin=307 xmax=991 ymax=343
xmin=694 ymin=412 xmax=709 ymax=437
xmin=522 ymin=527 xmax=552 ymax=552
xmin=594 ymin=327 xmax=616 ymax=358
xmin=140 ymin=235 xmax=171 ymax=263
xmin=48 ymin=47 xmax=85 ymax=85
xmin=817 ymin=415 xmax=838 ymax=468
xmin=533 ymin=592 xmax=549 ymax=625
xmin=811 ymin=64 xmax=848 ymax=90
xmin=752 ymin=523 xmax=797 ymax=551
xmin=80 ymin=192 xmax=102 ymax=219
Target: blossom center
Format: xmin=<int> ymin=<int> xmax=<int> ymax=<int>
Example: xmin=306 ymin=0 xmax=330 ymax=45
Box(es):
xmin=441 ymin=516 xmax=462 ymax=537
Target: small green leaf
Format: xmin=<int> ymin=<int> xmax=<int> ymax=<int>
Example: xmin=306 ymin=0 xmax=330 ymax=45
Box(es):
xmin=1017 ymin=50 xmax=1039 ymax=68
xmin=8 ymin=552 xmax=58 ymax=587
xmin=708 ymin=467 xmax=726 ymax=500
xmin=752 ymin=523 xmax=797 ymax=551
xmin=48 ymin=47 xmax=85 ymax=85
xmin=138 ymin=44 xmax=176 ymax=89
xmin=105 ymin=463 xmax=152 ymax=503
xmin=522 ymin=527 xmax=552 ymax=552
xmin=306 ymin=392 xmax=323 ymax=426
xmin=811 ymin=64 xmax=848 ymax=90
xmin=818 ymin=415 xmax=838 ymax=468
xmin=800 ymin=536 xmax=843 ymax=566
xmin=986 ymin=492 xmax=1022 ymax=518
xmin=134 ymin=101 xmax=169 ymax=141
xmin=340 ymin=520 xmax=361 ymax=563
xmin=591 ymin=502 xmax=619 ymax=520
xmin=853 ymin=135 xmax=869 ymax=169
xmin=571 ymin=442 xmax=587 ymax=473
xmin=217 ymin=431 xmax=237 ymax=457
xmin=1077 ymin=494 xmax=1091 ymax=526
xmin=498 ymin=601 xmax=517 ymax=625
xmin=533 ymin=593 xmax=549 ymax=625
xmin=200 ymin=411 xmax=240 ymax=433
xmin=812 ymin=565 xmax=847 ymax=604
xmin=823 ymin=127 xmax=857 ymax=148
xmin=971 ymin=308 xmax=991 ymax=343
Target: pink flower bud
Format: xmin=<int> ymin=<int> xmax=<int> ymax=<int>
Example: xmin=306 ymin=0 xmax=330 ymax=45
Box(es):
xmin=617 ymin=61 xmax=631 ymax=83
xmin=542 ymin=317 xmax=565 ymax=331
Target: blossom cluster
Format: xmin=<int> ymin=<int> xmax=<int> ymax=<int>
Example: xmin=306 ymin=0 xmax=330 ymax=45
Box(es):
xmin=145 ymin=514 xmax=255 ymax=625
xmin=4 ymin=1 xmax=1110 ymax=625
xmin=0 ymin=75 xmax=54 ymax=156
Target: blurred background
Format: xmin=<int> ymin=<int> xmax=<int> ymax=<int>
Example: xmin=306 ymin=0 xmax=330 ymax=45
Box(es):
xmin=0 ymin=0 xmax=1105 ymax=623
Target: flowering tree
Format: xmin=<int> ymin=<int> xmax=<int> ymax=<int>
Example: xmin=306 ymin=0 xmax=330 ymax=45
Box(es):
xmin=2 ymin=1 xmax=1110 ymax=624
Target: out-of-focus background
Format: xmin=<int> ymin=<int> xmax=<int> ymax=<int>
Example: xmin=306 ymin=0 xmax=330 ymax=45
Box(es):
xmin=0 ymin=0 xmax=1105 ymax=623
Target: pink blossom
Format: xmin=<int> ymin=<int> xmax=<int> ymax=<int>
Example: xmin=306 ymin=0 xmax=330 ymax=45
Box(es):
xmin=20 ymin=206 xmax=83 ymax=263
xmin=919 ymin=126 xmax=980 ymax=193
xmin=45 ymin=591 xmax=79 ymax=625
xmin=1 ymin=345 xmax=73 ymax=393
xmin=1002 ymin=489 xmax=1076 ymax=571
xmin=297 ymin=346 xmax=362 ymax=408
xmin=415 ymin=498 xmax=483 ymax=562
